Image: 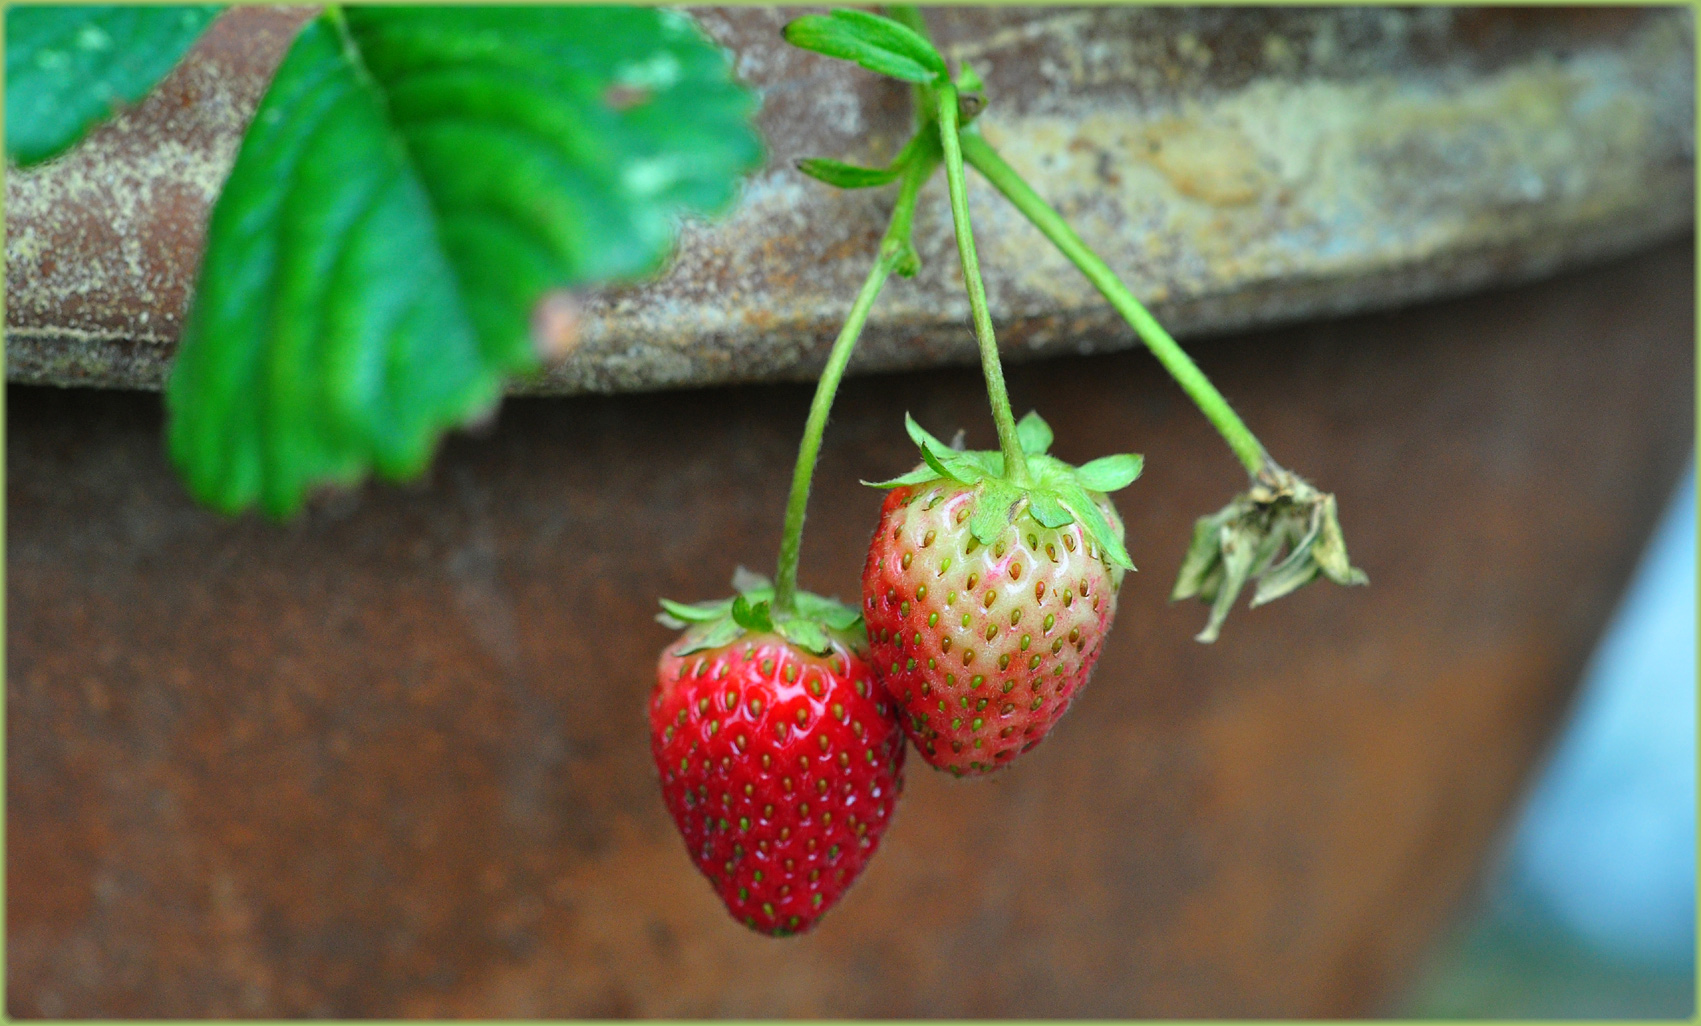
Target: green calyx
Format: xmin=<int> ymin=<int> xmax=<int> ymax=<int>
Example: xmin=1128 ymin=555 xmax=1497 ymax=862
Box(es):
xmin=658 ymin=568 xmax=864 ymax=657
xmin=868 ymin=411 xmax=1142 ymax=571
xmin=1170 ymin=466 xmax=1368 ymax=644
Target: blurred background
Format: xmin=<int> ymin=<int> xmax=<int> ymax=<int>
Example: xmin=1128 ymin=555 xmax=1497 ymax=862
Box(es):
xmin=1402 ymin=469 xmax=1697 ymax=1019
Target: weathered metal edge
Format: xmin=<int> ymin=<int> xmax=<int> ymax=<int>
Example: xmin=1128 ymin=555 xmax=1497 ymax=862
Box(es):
xmin=9 ymin=174 xmax=1688 ymax=394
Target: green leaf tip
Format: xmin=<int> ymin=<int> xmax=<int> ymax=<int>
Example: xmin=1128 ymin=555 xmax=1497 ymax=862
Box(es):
xmin=166 ymin=7 xmax=762 ymax=518
xmin=1075 ymin=453 xmax=1144 ymax=492
xmin=1171 ymin=467 xmax=1367 ymax=643
xmin=6 ymin=5 xmax=222 ymax=166
xmin=782 ymin=8 xmax=947 ymax=85
xmin=957 ymin=59 xmax=984 ymax=95
xmin=657 ymin=596 xmax=730 ymax=628
xmin=796 ymin=157 xmax=902 ymax=190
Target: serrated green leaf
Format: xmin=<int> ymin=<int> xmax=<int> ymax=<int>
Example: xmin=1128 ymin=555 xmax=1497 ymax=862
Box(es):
xmin=782 ymin=9 xmax=946 ymax=85
xmin=969 ymin=479 xmax=1021 ymax=545
xmin=777 ymin=618 xmax=832 ymax=655
xmin=166 ymin=8 xmax=760 ymax=516
xmin=1075 ymin=453 xmax=1144 ymax=492
xmin=1026 ymin=489 xmax=1073 ymax=529
xmin=1056 ymin=481 xmax=1133 ymax=570
xmin=5 ymin=5 xmax=221 ymax=165
xmin=797 ymin=156 xmax=902 ymax=189
xmin=672 ymin=616 xmax=744 ymax=656
xmin=658 ymin=596 xmax=730 ymax=624
xmin=1015 ymin=410 xmax=1053 ymax=456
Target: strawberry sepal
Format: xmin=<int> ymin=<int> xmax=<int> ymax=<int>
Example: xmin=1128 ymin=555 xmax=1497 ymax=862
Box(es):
xmin=659 ymin=568 xmax=866 ymax=657
xmin=867 ymin=410 xmax=1141 ymax=571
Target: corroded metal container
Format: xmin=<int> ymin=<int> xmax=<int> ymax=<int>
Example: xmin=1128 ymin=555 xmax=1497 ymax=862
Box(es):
xmin=8 ymin=241 xmax=1692 ymax=1016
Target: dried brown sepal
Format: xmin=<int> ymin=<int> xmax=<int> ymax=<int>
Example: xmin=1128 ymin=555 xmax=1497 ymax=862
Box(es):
xmin=1170 ymin=465 xmax=1367 ymax=643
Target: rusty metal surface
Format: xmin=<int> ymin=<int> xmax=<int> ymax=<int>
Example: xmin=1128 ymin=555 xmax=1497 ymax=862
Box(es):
xmin=7 ymin=242 xmax=1694 ymax=1017
xmin=5 ymin=6 xmax=1694 ymax=392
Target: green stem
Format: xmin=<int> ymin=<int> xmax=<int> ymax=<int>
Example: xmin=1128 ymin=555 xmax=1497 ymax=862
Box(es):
xmin=772 ymin=149 xmax=938 ymax=615
xmin=935 ymin=84 xmax=1029 ymax=485
xmin=960 ymin=132 xmax=1270 ymax=478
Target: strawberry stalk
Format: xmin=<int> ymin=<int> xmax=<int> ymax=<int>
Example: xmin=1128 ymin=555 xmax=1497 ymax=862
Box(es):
xmin=934 ymin=81 xmax=1030 ymax=487
xmin=772 ymin=143 xmax=939 ymax=616
xmin=781 ymin=5 xmax=1365 ymax=642
xmin=958 ymin=134 xmax=1269 ymax=477
xmin=949 ymin=132 xmax=1367 ymax=640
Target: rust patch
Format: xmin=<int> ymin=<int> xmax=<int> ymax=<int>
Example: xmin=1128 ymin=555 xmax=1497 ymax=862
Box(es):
xmin=6 ymin=242 xmax=1694 ymax=1016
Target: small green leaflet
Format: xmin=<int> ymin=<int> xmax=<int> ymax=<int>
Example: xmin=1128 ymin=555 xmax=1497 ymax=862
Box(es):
xmin=657 ymin=596 xmax=728 ymax=626
xmin=5 ymin=5 xmax=221 ymax=165
xmin=1054 ymin=478 xmax=1134 ymax=570
xmin=796 ymin=157 xmax=901 ymax=190
xmin=864 ymin=463 xmax=937 ymax=489
xmin=793 ymin=591 xmax=862 ymax=632
xmin=1027 ymin=489 xmax=1072 ymax=529
xmin=782 ymin=9 xmax=946 ymax=85
xmin=678 ymin=617 xmax=744 ymax=655
xmin=731 ymin=593 xmax=774 ymax=633
xmin=1075 ymin=453 xmax=1144 ymax=492
xmin=1015 ymin=410 xmax=1053 ymax=455
xmin=662 ymin=588 xmax=863 ymax=657
xmin=902 ymin=412 xmax=999 ymax=485
xmin=167 ymin=7 xmax=761 ymax=516
xmin=797 ymin=129 xmax=932 ymax=191
xmin=777 ymin=618 xmax=832 ymax=654
xmin=956 ymin=59 xmax=984 ymax=95
xmin=968 ymin=479 xmax=1022 ymax=546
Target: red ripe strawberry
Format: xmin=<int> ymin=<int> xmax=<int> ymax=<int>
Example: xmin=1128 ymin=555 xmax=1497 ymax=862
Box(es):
xmin=862 ymin=412 xmax=1140 ymax=775
xmin=651 ymin=573 xmax=904 ymax=936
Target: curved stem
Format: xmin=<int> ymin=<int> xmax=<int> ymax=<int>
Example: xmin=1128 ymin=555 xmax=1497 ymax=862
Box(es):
xmin=960 ymin=132 xmax=1269 ymax=478
xmin=772 ymin=149 xmax=938 ymax=615
xmin=935 ymin=84 xmax=1029 ymax=485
